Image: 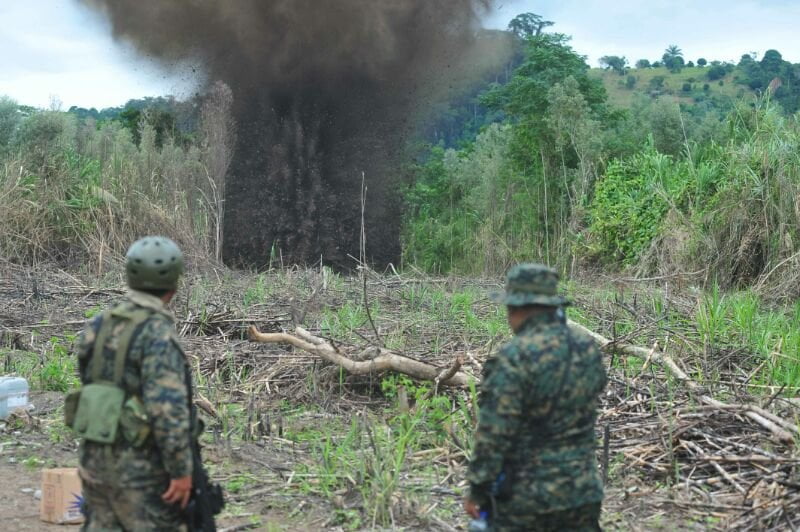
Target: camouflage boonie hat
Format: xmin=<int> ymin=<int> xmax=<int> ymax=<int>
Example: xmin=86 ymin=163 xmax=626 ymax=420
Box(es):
xmin=490 ymin=263 xmax=570 ymax=307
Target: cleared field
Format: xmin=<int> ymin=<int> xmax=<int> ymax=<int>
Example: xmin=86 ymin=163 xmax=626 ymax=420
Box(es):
xmin=3 ymin=261 xmax=800 ymax=529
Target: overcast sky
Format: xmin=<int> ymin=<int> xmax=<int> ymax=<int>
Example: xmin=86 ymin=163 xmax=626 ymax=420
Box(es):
xmin=0 ymin=0 xmax=199 ymax=109
xmin=487 ymin=0 xmax=800 ymax=65
xmin=2 ymin=0 xmax=799 ymax=109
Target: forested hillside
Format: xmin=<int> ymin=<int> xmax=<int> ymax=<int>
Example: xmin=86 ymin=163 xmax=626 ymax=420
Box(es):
xmin=404 ymin=16 xmax=800 ymax=297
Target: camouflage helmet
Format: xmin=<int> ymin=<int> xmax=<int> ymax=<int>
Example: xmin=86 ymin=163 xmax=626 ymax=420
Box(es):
xmin=125 ymin=236 xmax=184 ymax=291
xmin=490 ymin=263 xmax=570 ymax=307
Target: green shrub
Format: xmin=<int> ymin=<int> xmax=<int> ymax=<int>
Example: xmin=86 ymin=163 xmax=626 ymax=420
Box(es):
xmin=649 ymin=76 xmax=666 ymax=90
xmin=589 ymin=145 xmax=689 ymax=263
xmin=707 ymin=65 xmax=726 ymax=81
xmin=0 ymin=96 xmax=20 ymax=153
xmin=403 ymin=124 xmax=535 ymax=274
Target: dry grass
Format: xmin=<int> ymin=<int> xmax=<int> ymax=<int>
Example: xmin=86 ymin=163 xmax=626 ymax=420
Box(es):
xmin=0 ymin=100 xmax=234 ymax=273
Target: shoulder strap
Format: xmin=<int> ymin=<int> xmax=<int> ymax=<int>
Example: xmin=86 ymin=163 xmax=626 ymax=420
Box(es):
xmin=112 ymin=309 xmax=153 ymax=383
xmin=90 ymin=310 xmax=114 ymax=383
xmin=88 ymin=305 xmax=154 ymax=385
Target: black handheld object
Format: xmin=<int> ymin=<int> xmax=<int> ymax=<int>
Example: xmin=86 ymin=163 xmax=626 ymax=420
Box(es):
xmin=183 ymin=368 xmax=225 ymax=532
xmin=184 ymin=443 xmax=225 ymax=532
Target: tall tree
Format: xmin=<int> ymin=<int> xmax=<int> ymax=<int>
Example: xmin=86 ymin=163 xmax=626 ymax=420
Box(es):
xmin=662 ymin=45 xmax=685 ymax=73
xmin=546 ymin=76 xmax=603 ymax=206
xmin=599 ymin=55 xmax=628 ymax=75
xmin=664 ymin=45 xmax=683 ymax=59
xmin=508 ymin=13 xmax=554 ymax=39
xmin=761 ymin=49 xmax=784 ymax=73
xmin=0 ymin=96 xmax=20 ymax=152
xmin=482 ymin=33 xmax=606 ymax=140
xmin=481 ymin=32 xmax=608 ymax=250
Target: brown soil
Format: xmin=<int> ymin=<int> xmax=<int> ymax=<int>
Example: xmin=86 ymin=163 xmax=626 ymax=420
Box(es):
xmin=0 ymin=393 xmax=77 ymax=531
xmin=0 ymin=462 xmax=65 ymax=531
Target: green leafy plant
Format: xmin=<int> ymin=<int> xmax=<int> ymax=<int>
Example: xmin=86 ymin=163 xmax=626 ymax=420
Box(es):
xmin=243 ymin=274 xmax=267 ymax=307
xmin=589 ymin=144 xmax=689 ymax=263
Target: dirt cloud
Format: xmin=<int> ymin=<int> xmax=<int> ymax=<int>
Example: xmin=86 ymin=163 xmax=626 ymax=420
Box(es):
xmin=80 ymin=0 xmax=506 ymax=268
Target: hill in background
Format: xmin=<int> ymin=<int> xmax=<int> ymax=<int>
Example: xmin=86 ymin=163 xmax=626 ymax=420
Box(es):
xmin=592 ymin=48 xmax=799 ymax=115
xmin=592 ymin=65 xmax=748 ymax=111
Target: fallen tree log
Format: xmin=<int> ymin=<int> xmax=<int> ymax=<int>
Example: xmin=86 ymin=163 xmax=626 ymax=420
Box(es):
xmin=248 ymin=326 xmax=474 ymax=388
xmin=568 ymin=319 xmax=797 ymax=445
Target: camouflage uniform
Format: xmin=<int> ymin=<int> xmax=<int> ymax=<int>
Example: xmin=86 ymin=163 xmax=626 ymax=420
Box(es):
xmin=467 ymin=264 xmax=607 ymax=531
xmin=76 ymin=289 xmax=192 ymax=531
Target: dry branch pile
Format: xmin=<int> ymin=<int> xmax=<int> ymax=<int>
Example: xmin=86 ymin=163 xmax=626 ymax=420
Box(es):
xmin=580 ymin=321 xmax=800 ymax=530
xmin=239 ymin=276 xmax=800 ymax=529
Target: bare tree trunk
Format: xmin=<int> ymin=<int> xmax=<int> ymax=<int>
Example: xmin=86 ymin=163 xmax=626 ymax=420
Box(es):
xmin=200 ymin=81 xmax=236 ymax=262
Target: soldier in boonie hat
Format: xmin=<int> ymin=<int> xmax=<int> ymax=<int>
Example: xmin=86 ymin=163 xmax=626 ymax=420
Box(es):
xmin=490 ymin=263 xmax=570 ymax=307
xmin=466 ymin=263 xmax=606 ymax=530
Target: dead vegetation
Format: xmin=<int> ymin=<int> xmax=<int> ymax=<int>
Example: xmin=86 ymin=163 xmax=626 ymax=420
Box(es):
xmin=574 ymin=319 xmax=800 ymax=530
xmin=3 ymin=260 xmax=800 ymax=530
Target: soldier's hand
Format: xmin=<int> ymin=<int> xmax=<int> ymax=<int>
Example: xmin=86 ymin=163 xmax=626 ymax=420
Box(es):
xmin=162 ymin=476 xmax=193 ymax=509
xmin=463 ymin=497 xmax=480 ymax=519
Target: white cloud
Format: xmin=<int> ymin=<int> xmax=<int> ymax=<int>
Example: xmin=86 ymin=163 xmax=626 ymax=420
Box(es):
xmin=0 ymin=0 xmax=199 ymax=108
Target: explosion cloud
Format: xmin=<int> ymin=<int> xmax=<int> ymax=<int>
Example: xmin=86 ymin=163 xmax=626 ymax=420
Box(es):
xmin=79 ymin=0 xmax=506 ymax=268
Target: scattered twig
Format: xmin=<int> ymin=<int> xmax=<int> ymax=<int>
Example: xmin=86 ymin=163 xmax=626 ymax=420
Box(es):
xmin=570 ymin=319 xmax=796 ymax=445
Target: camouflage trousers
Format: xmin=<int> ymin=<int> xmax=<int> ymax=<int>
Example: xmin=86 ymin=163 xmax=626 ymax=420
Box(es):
xmin=81 ymin=476 xmax=186 ymax=532
xmin=491 ymin=502 xmax=602 ymax=532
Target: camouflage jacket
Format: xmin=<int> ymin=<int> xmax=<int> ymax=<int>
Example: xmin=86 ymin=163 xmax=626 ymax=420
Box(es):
xmin=467 ymin=312 xmax=607 ymax=512
xmin=76 ymin=290 xmax=193 ymax=488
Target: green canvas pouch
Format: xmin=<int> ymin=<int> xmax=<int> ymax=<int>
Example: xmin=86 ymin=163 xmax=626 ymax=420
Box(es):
xmin=120 ymin=395 xmax=151 ymax=447
xmin=71 ymin=306 xmax=153 ymax=444
xmin=73 ymin=383 xmax=126 ymax=444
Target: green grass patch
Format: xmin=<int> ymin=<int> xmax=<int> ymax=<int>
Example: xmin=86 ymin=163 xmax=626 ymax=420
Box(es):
xmin=225 ymin=473 xmax=259 ymax=494
xmin=2 ymin=334 xmax=79 ymax=392
xmin=320 ymin=302 xmax=369 ymax=339
xmin=709 ymin=291 xmax=800 ymax=388
xmin=286 ymin=381 xmax=477 ymax=528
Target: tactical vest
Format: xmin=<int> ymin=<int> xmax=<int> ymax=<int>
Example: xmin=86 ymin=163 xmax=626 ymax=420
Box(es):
xmin=65 ymin=304 xmax=153 ymax=446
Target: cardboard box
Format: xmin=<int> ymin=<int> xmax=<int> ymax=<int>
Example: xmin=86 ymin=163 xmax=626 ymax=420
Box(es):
xmin=40 ymin=468 xmax=85 ymax=525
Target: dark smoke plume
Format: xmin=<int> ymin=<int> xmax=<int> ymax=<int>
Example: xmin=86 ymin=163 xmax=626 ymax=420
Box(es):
xmin=80 ymin=0 xmax=507 ymax=268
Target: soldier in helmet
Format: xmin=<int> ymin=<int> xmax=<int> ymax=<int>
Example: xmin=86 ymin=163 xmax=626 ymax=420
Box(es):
xmin=464 ymin=263 xmax=607 ymax=531
xmin=70 ymin=236 xmax=194 ymax=530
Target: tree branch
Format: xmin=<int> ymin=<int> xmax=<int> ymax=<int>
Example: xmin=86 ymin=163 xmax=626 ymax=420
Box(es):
xmin=248 ymin=326 xmax=473 ymax=387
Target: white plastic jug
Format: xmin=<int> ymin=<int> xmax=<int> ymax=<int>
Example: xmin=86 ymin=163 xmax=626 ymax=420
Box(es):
xmin=0 ymin=376 xmax=29 ymax=419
